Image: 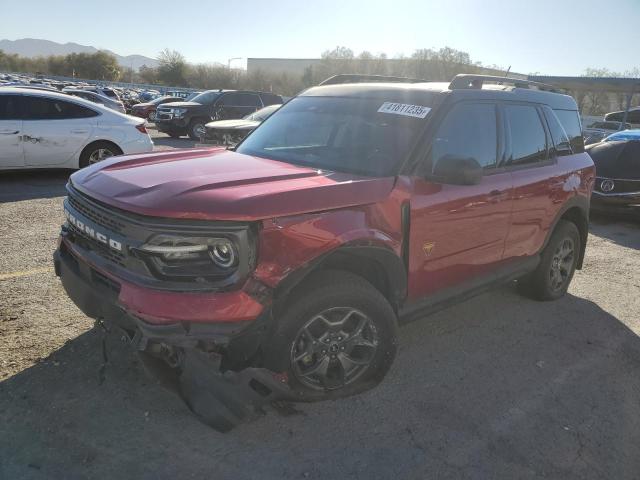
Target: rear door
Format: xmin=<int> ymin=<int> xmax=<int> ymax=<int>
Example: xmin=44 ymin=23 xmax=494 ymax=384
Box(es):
xmin=214 ymin=93 xmax=262 ymax=120
xmin=22 ymin=95 xmax=98 ymax=167
xmin=407 ymin=101 xmax=513 ymax=299
xmin=0 ymin=94 xmax=24 ymax=168
xmin=501 ymin=103 xmax=563 ymax=259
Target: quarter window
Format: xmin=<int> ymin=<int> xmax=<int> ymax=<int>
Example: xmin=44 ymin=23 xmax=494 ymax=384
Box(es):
xmin=505 ymin=105 xmax=547 ymax=165
xmin=430 ymin=103 xmax=498 ymax=171
xmin=543 ymin=106 xmax=572 ymax=155
xmin=554 ymin=109 xmax=585 ymax=153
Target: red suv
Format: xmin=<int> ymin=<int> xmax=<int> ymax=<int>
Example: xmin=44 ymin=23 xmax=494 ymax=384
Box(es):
xmin=54 ymin=74 xmax=595 ymax=430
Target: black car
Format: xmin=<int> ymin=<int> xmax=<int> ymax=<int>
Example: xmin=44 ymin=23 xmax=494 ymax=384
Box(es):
xmin=203 ymin=103 xmax=281 ymax=146
xmin=588 ymin=129 xmax=640 ymax=216
xmin=155 ymin=90 xmax=283 ymax=139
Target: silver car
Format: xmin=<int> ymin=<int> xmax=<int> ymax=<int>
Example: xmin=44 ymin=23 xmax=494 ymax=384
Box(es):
xmin=63 ymin=88 xmax=126 ymax=114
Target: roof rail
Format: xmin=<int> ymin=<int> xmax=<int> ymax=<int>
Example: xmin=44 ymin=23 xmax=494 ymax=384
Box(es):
xmin=319 ymin=74 xmax=427 ymax=86
xmin=449 ymin=74 xmax=559 ymax=92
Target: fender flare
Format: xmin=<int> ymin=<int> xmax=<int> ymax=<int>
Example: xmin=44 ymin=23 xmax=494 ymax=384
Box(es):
xmin=273 ymin=243 xmax=407 ymax=310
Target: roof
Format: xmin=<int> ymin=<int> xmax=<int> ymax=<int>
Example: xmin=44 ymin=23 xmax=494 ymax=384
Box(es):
xmin=528 ymin=75 xmax=640 ymax=94
xmin=302 ymin=81 xmax=578 ymax=110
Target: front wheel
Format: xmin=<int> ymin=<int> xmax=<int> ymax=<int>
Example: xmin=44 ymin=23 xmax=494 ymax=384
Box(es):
xmin=263 ymin=270 xmax=398 ymax=401
xmin=188 ymin=120 xmax=206 ymax=140
xmin=518 ymin=220 xmax=580 ymax=301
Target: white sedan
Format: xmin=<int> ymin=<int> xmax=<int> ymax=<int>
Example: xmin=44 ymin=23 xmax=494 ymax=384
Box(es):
xmin=0 ymin=87 xmax=153 ymax=170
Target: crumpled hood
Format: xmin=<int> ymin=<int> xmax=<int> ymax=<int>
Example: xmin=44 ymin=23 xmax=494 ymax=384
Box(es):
xmin=70 ymin=148 xmax=396 ymax=221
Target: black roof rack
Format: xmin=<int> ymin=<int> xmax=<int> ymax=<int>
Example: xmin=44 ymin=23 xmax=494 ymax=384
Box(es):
xmin=449 ymin=74 xmax=559 ymax=92
xmin=319 ymin=74 xmax=427 ymax=86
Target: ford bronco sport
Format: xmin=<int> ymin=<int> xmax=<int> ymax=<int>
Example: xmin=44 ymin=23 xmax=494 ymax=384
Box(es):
xmin=54 ymin=74 xmax=595 ymax=431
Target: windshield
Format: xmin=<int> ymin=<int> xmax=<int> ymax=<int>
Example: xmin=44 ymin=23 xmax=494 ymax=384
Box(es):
xmin=190 ymin=91 xmax=220 ymax=104
xmin=243 ymin=104 xmax=281 ymax=121
xmin=236 ymin=96 xmax=430 ymax=176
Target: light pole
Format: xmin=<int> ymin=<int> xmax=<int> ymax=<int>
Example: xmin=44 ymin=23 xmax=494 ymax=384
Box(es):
xmin=227 ymin=57 xmax=242 ymax=69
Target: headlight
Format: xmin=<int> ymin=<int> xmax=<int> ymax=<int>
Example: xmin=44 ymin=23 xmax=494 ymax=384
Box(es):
xmin=171 ymin=108 xmax=187 ymax=117
xmin=137 ymin=234 xmax=243 ymax=282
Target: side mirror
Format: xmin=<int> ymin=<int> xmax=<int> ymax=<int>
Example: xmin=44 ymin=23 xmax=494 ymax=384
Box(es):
xmin=431 ymin=156 xmax=483 ymax=185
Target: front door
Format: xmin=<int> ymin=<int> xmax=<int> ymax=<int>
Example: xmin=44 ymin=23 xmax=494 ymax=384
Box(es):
xmin=407 ymin=101 xmax=513 ymax=300
xmin=0 ymin=94 xmax=24 ymax=168
xmin=22 ymin=95 xmax=95 ymax=167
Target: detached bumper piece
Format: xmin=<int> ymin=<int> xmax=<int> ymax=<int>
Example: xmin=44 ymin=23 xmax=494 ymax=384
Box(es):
xmin=173 ymin=350 xmax=292 ymax=432
xmin=54 ymin=245 xmax=292 ymax=432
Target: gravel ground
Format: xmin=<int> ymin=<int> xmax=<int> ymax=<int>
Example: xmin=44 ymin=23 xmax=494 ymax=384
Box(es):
xmin=1 ymin=131 xmax=639 ymax=479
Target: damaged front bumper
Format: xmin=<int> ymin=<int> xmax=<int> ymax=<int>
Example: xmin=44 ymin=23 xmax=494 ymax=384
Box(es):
xmin=54 ymin=244 xmax=294 ymax=432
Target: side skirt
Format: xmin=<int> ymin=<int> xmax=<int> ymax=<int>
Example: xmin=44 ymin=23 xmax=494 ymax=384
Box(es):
xmin=398 ymin=255 xmax=540 ymax=324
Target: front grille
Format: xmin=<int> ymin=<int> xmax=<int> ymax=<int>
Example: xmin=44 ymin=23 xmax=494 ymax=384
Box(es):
xmin=68 ymin=193 xmax=126 ymax=234
xmin=595 ymin=177 xmax=640 ymax=194
xmin=156 ymin=108 xmax=172 ymax=121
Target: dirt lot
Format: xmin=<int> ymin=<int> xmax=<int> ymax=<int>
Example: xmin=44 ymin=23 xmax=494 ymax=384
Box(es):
xmin=1 ymin=132 xmax=640 ymax=479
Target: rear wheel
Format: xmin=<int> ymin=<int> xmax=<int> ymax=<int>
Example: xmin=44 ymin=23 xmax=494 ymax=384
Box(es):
xmin=263 ymin=270 xmax=398 ymax=401
xmin=518 ymin=220 xmax=580 ymax=301
xmin=79 ymin=141 xmax=122 ymax=168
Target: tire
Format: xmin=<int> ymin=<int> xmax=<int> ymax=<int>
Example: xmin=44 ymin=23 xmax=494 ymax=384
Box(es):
xmin=79 ymin=141 xmax=123 ymax=168
xmin=517 ymin=220 xmax=580 ymax=301
xmin=263 ymin=270 xmax=398 ymax=402
xmin=188 ymin=119 xmax=207 ymax=140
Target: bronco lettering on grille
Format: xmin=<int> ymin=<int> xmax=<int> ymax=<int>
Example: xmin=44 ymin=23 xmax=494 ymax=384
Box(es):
xmin=64 ymin=208 xmax=123 ymax=252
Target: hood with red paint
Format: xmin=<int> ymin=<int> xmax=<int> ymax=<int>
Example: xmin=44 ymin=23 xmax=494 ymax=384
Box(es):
xmin=70 ymin=148 xmax=396 ymax=221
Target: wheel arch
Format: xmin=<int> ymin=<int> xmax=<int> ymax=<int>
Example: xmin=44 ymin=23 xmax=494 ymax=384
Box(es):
xmin=78 ymin=140 xmax=123 ymax=168
xmin=273 ymin=244 xmax=407 ymax=313
xmin=543 ymin=196 xmax=590 ymax=269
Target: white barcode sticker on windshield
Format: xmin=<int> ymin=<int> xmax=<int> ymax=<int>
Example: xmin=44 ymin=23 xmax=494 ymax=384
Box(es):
xmin=377 ymin=102 xmax=431 ymax=118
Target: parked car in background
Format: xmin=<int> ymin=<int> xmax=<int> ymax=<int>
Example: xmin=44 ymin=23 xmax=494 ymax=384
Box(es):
xmin=605 ymin=107 xmax=640 ymax=124
xmin=0 ymin=87 xmax=153 ymax=170
xmin=131 ymin=96 xmax=184 ymax=121
xmin=203 ymin=103 xmax=281 ymax=145
xmin=583 ymin=120 xmax=632 ymax=146
xmin=54 ymin=74 xmax=593 ymax=431
xmin=155 ymin=90 xmax=283 ymax=139
xmin=588 ymin=129 xmax=640 ymax=215
xmin=64 ymin=88 xmax=126 ymax=113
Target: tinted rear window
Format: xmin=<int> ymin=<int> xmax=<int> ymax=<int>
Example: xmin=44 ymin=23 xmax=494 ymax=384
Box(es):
xmin=505 ymin=105 xmax=547 ymax=165
xmin=23 ymin=96 xmax=98 ymax=119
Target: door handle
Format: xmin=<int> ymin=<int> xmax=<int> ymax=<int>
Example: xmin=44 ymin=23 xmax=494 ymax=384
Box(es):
xmin=0 ymin=130 xmax=19 ymax=135
xmin=71 ymin=129 xmax=88 ymax=134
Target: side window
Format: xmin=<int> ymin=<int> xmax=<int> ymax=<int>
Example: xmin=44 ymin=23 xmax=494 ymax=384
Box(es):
xmin=542 ymin=106 xmax=572 ymax=156
xmin=554 ymin=109 xmax=585 ymax=153
xmin=0 ymin=95 xmax=22 ymax=120
xmin=235 ymin=93 xmax=262 ymax=107
xmin=430 ymin=102 xmax=498 ymax=172
xmin=505 ymin=105 xmax=547 ymax=165
xmin=24 ymin=96 xmax=98 ymax=120
xmin=219 ymin=94 xmax=240 ymax=106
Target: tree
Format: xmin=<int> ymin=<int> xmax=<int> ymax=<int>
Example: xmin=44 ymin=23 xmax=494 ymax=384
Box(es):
xmin=157 ymin=49 xmax=188 ymax=86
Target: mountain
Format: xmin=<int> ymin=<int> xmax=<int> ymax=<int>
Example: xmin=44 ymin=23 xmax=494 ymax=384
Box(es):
xmin=0 ymin=38 xmax=159 ymax=71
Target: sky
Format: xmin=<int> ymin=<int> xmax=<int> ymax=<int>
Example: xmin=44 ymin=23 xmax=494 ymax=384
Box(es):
xmin=2 ymin=0 xmax=640 ymax=76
